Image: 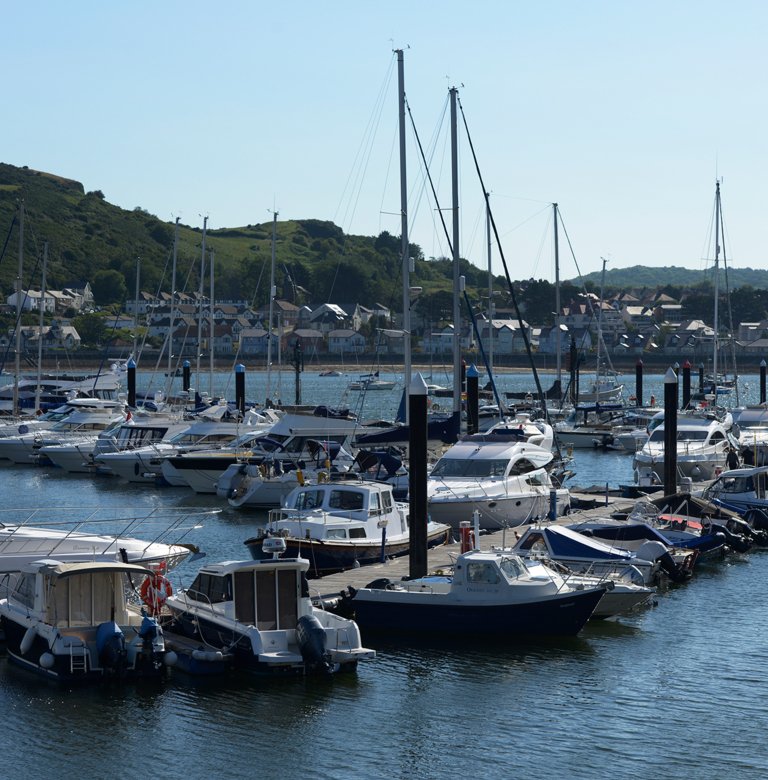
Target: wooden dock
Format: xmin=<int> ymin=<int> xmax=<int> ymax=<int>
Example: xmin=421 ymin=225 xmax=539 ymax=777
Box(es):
xmin=310 ymin=493 xmax=645 ymax=599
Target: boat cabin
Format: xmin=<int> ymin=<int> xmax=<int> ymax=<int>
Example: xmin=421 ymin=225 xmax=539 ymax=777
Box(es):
xmin=182 ymin=558 xmax=310 ymax=630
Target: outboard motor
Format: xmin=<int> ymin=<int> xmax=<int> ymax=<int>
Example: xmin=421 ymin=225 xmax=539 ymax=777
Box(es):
xmin=636 ymin=540 xmax=691 ymax=583
xmin=297 ymin=614 xmax=330 ymax=671
xmin=96 ymin=621 xmax=126 ymax=675
xmin=709 ymin=522 xmax=752 ymax=554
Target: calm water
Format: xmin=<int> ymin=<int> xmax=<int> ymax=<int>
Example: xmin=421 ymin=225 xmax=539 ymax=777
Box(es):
xmin=1 ymin=369 xmax=766 ymax=779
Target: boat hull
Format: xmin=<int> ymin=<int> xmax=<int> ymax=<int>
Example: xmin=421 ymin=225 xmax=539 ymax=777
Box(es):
xmin=245 ymin=527 xmax=452 ymax=577
xmin=351 ymin=587 xmax=604 ymax=637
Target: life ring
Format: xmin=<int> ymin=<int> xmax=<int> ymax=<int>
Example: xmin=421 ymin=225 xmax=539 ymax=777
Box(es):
xmin=140 ymin=572 xmax=173 ymax=615
xmin=432 ymin=403 xmax=439 ymax=411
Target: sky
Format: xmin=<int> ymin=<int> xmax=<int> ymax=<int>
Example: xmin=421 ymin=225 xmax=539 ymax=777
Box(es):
xmin=5 ymin=1 xmax=768 ymax=284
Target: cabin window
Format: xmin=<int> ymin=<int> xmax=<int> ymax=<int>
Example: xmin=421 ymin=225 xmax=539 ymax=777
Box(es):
xmin=234 ymin=571 xmax=255 ymax=624
xmin=248 ymin=569 xmax=299 ymax=630
xmin=326 ymin=528 xmax=347 ymax=539
xmin=510 ymin=459 xmax=537 ymax=476
xmin=381 ymin=491 xmax=393 ymax=512
xmin=369 ymin=492 xmax=381 ymax=516
xmin=466 ymin=562 xmax=500 ymax=585
xmin=328 ymin=490 xmax=364 ymax=511
xmin=499 ymin=556 xmax=527 ymax=580
xmin=295 ymin=490 xmax=324 ymax=510
xmin=48 ymin=572 xmax=117 ymax=627
xmin=710 ymin=431 xmax=725 ymax=443
xmin=13 ymin=573 xmax=35 ymax=610
xmin=349 ymin=528 xmax=367 ymax=539
xmin=188 ymin=573 xmax=232 ymax=604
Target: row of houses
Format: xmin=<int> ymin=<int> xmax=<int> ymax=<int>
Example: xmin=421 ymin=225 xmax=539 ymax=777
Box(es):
xmin=5 ymin=284 xmax=767 ymax=358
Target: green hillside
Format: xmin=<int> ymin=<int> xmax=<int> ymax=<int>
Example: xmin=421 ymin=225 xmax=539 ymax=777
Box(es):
xmin=2 ymin=162 xmax=767 ymax=326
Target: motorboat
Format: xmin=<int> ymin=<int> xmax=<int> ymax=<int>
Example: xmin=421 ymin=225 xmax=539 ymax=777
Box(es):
xmin=37 ymin=411 xmax=189 ymax=473
xmin=163 ymin=544 xmax=375 ymax=675
xmin=0 ymin=368 xmax=123 ymax=414
xmin=554 ymin=403 xmax=626 ymax=449
xmin=243 ymin=480 xmax=451 ymax=576
xmin=0 ymin=398 xmax=127 ymax=465
xmin=346 ymin=548 xmax=606 ymax=638
xmin=633 ymin=408 xmax=738 ymax=487
xmin=161 ymin=409 xmax=357 ymax=493
xmin=702 ymin=465 xmax=768 ymax=515
xmin=0 ymin=506 xmax=206 ymax=576
xmin=93 ymin=405 xmax=279 ymax=486
xmin=222 ymin=440 xmax=356 ymax=509
xmin=426 ymin=431 xmax=570 ymax=530
xmin=319 ymin=370 xmax=342 ymax=378
xmin=731 ymin=406 xmax=768 ymax=465
xmin=511 ymin=524 xmax=695 ymax=585
xmin=0 ymin=559 xmax=175 ymax=682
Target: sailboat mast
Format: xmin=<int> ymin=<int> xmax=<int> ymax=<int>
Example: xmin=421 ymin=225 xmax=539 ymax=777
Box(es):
xmin=133 ymin=256 xmax=141 ymax=359
xmin=713 ymin=180 xmax=721 ymax=396
xmin=554 ymin=203 xmax=561 ymax=389
xmin=35 ymin=242 xmax=47 ymax=413
xmin=397 ymin=49 xmax=411 ymax=417
xmin=196 ymin=216 xmax=208 ymax=395
xmin=266 ymin=211 xmax=278 ymax=404
xmin=209 ymin=248 xmax=215 ymax=397
xmin=450 ymin=86 xmax=462 ymax=416
xmin=596 ymin=257 xmax=607 ymax=385
xmin=13 ymin=200 xmax=24 ymax=416
xmin=167 ymin=217 xmax=179 ymax=385
xmin=487 ymin=193 xmax=493 ymax=378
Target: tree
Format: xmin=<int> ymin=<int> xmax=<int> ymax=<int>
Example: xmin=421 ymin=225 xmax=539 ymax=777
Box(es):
xmin=92 ymin=269 xmax=128 ymax=306
xmin=72 ymin=313 xmax=107 ymax=346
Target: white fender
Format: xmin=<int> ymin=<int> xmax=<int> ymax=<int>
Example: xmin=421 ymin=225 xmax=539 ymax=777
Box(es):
xmin=20 ymin=625 xmax=37 ymax=655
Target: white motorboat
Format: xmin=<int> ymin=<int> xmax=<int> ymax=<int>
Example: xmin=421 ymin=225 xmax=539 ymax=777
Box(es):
xmin=222 ymin=440 xmax=356 ymax=509
xmin=426 ymin=431 xmax=570 ymax=530
xmin=39 ymin=411 xmax=189 ymax=474
xmin=0 ymin=506 xmax=205 ymax=576
xmin=95 ymin=405 xmax=278 ymax=486
xmin=162 ymin=409 xmax=357 ymax=493
xmin=0 ymin=398 xmax=127 ymax=465
xmin=243 ymin=480 xmax=451 ymax=576
xmin=0 ymin=559 xmax=174 ymax=682
xmin=346 ymin=548 xmax=605 ymax=638
xmin=163 ymin=544 xmax=375 ymax=675
xmin=633 ymin=409 xmax=738 ymax=486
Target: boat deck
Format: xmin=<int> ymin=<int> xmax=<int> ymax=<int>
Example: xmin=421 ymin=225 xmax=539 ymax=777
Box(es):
xmin=310 ymin=492 xmax=650 ymax=599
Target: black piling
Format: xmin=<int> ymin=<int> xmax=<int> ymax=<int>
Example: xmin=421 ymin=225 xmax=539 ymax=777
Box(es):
xmin=663 ymin=367 xmax=678 ymax=497
xmin=466 ymin=364 xmax=479 ymax=435
xmin=569 ymin=337 xmax=578 ymax=405
xmin=635 ymin=359 xmax=643 ymax=407
xmin=127 ymin=357 xmax=136 ymax=408
xmin=182 ymin=360 xmax=191 ymax=392
xmin=682 ymin=360 xmax=691 ymax=410
xmin=761 ymin=359 xmax=766 ymax=405
xmin=235 ymin=363 xmax=246 ymax=417
xmin=698 ymin=362 xmax=704 ymax=393
xmin=408 ymin=373 xmax=428 ymax=579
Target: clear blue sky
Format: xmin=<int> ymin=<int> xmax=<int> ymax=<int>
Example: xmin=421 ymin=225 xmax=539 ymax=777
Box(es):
xmin=5 ymin=1 xmax=767 ymax=283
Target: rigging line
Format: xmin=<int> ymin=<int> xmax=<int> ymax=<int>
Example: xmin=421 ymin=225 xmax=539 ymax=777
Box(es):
xmin=377 ymin=113 xmax=399 ymax=236
xmin=406 ymin=94 xmax=504 ymax=412
xmin=0 ymin=213 xmax=17 ymax=266
xmin=333 ymin=54 xmax=396 ymax=230
xmin=457 ymin=96 xmax=550 ymax=423
xmin=405 ymin=96 xmax=451 ymax=258
xmin=0 ymin=249 xmax=42 ymax=375
xmin=717 ymin=192 xmax=740 ymax=403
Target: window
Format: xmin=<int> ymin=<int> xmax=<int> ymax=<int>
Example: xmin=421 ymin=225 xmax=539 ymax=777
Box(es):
xmin=329 ymin=490 xmax=364 ymax=511
xmin=295 ymin=490 xmax=324 ymax=510
xmin=466 ymin=563 xmax=500 ymax=584
xmin=187 ymin=573 xmax=231 ymax=604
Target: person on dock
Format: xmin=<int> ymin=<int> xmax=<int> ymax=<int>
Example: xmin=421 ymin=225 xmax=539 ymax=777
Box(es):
xmin=726 ymin=447 xmax=740 ymax=470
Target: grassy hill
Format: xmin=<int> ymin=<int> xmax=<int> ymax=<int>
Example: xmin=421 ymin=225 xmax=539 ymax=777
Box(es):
xmin=3 ymin=162 xmax=768 ymax=322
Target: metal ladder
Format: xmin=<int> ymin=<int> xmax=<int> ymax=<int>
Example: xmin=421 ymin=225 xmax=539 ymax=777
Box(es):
xmin=68 ymin=642 xmax=89 ymax=674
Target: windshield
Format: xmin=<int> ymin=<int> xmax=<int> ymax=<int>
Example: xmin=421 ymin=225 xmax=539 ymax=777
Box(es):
xmin=649 ymin=429 xmax=709 ymax=443
xmin=431 ymin=458 xmax=510 ymax=478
